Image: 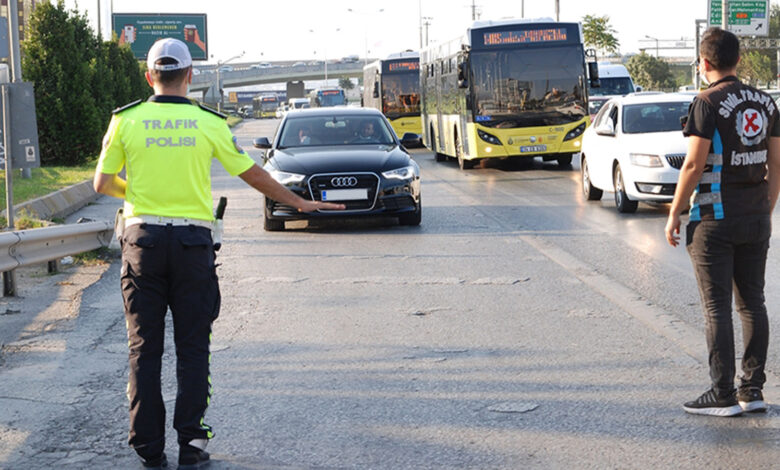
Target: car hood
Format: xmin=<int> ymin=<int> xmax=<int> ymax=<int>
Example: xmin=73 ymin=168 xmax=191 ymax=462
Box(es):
xmin=269 ymin=145 xmax=411 ymax=174
xmin=619 ymin=131 xmax=688 ymax=155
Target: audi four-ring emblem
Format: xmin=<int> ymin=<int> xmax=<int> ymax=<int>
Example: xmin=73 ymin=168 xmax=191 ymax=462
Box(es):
xmin=331 ymin=176 xmax=358 ymax=187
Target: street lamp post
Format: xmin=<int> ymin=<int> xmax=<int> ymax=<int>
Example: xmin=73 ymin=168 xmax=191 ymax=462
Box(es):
xmin=645 ymin=35 xmax=659 ymax=58
xmin=347 ymin=8 xmax=384 ymax=66
xmin=309 ymin=29 xmax=340 ymax=85
xmin=214 ymin=51 xmax=245 ymax=113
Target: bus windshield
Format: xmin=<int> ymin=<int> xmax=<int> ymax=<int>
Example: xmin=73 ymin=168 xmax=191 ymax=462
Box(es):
xmin=589 ymin=77 xmax=635 ymax=96
xmin=317 ymin=91 xmax=345 ymax=107
xmin=382 ymin=72 xmax=420 ymax=117
xmin=471 ymin=46 xmax=586 ymax=128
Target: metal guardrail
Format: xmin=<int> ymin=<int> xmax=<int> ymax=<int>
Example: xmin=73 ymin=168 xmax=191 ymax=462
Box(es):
xmin=0 ymin=221 xmax=113 ymax=272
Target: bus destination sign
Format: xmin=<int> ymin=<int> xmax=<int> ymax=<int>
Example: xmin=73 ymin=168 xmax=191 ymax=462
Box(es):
xmin=483 ymin=28 xmax=568 ymax=46
xmin=385 ymin=61 xmax=420 ymax=73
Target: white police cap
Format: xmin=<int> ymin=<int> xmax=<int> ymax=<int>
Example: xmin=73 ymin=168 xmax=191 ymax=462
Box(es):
xmin=146 ymin=38 xmax=193 ymax=71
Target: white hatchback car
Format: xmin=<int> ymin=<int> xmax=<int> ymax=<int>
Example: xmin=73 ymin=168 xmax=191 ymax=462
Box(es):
xmin=579 ymin=92 xmax=694 ymax=213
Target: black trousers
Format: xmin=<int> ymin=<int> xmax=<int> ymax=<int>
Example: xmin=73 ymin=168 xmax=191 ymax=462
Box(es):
xmin=121 ymin=223 xmax=220 ymax=459
xmin=686 ymin=214 xmax=771 ymax=397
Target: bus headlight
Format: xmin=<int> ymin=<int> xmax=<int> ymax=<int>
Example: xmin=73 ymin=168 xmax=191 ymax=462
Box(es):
xmin=563 ymin=122 xmax=587 ymax=141
xmin=629 ymin=153 xmax=663 ymax=168
xmin=478 ymin=129 xmax=502 ymax=145
xmin=270 ymin=170 xmax=306 ymax=185
xmin=383 ymin=165 xmax=417 ymax=181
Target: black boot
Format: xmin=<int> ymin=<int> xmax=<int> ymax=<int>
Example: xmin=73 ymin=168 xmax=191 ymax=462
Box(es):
xmin=178 ymin=443 xmax=210 ymax=469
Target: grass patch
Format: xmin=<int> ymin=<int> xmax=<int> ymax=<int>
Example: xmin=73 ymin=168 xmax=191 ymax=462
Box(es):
xmin=0 ymin=161 xmax=97 ymax=209
xmin=72 ymin=246 xmax=117 ymax=266
xmin=226 ymin=116 xmax=243 ymax=127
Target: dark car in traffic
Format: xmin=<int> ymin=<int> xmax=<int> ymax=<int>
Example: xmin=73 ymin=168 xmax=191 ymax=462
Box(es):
xmin=253 ymin=108 xmax=422 ymax=231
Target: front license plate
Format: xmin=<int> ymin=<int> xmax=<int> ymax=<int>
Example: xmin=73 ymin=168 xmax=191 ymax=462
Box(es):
xmin=520 ymin=145 xmax=547 ymax=153
xmin=321 ymin=188 xmax=368 ymax=201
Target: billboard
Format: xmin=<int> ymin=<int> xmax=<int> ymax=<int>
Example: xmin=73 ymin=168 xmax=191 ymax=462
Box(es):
xmin=112 ymin=13 xmax=208 ymax=60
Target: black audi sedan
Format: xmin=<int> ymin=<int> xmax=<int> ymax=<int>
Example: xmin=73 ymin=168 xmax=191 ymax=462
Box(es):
xmin=253 ymin=107 xmax=422 ymax=231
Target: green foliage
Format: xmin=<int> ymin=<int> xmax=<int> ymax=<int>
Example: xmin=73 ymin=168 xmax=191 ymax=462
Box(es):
xmin=22 ymin=1 xmax=149 ymax=167
xmin=582 ymin=14 xmax=620 ymax=56
xmin=738 ymin=51 xmax=775 ymax=87
xmin=626 ymin=53 xmax=676 ymax=91
xmin=338 ymin=77 xmax=355 ymax=90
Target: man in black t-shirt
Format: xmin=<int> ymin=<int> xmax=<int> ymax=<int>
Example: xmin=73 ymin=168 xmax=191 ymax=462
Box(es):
xmin=665 ymin=28 xmax=780 ymax=417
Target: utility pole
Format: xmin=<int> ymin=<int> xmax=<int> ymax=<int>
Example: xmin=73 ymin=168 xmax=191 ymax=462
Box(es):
xmin=471 ymin=0 xmax=478 ymax=21
xmin=97 ymin=0 xmax=101 ymax=40
xmin=423 ymin=17 xmax=433 ymax=46
xmin=521 ymin=0 xmax=525 ymax=18
xmin=419 ymin=0 xmax=423 ymax=49
xmin=555 ymin=0 xmax=560 ymax=22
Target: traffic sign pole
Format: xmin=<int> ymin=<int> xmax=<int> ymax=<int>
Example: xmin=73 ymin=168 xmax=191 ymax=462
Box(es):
xmin=722 ymin=0 xmax=728 ymax=29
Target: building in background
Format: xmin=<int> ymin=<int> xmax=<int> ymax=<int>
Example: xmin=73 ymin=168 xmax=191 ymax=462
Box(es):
xmin=0 ymin=0 xmax=41 ymax=41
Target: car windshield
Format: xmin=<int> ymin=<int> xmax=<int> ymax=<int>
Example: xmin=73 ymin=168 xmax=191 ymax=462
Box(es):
xmin=589 ymin=77 xmax=635 ymax=96
xmin=279 ymin=115 xmax=396 ymax=148
xmin=622 ymin=102 xmax=691 ymax=134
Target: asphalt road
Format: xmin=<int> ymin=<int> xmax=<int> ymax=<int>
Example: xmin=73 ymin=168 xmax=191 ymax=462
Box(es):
xmin=1 ymin=116 xmax=780 ymax=469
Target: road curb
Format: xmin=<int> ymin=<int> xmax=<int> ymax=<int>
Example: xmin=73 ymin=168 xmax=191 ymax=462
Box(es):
xmin=1 ymin=179 xmax=99 ymax=221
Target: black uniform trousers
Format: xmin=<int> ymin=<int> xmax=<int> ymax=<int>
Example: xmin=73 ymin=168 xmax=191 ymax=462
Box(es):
xmin=121 ymin=223 xmax=220 ymax=459
xmin=686 ymin=214 xmax=771 ymax=397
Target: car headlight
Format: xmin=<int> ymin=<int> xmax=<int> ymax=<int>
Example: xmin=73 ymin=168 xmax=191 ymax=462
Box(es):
xmin=629 ymin=153 xmax=663 ymax=168
xmin=477 ymin=129 xmax=502 ymax=145
xmin=382 ymin=165 xmax=417 ymax=180
xmin=563 ymin=122 xmax=587 ymax=141
xmin=269 ymin=170 xmax=306 ymax=185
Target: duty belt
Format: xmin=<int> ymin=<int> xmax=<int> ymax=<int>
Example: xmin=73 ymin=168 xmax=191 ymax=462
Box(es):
xmin=125 ymin=215 xmax=213 ymax=230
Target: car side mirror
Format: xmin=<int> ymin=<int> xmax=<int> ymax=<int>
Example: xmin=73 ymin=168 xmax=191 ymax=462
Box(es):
xmin=587 ymin=62 xmax=600 ymax=88
xmin=253 ymin=137 xmax=272 ymax=149
xmin=635 ymin=85 xmax=643 ymax=92
xmin=400 ymin=132 xmax=422 ymax=148
xmin=595 ymin=119 xmax=615 ymax=136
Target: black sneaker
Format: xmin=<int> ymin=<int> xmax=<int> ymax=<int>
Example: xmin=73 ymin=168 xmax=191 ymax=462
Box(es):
xmin=178 ymin=444 xmax=210 ymax=469
xmin=737 ymin=387 xmax=767 ymax=413
xmin=139 ymin=453 xmax=167 ymax=469
xmin=683 ymin=388 xmax=743 ymax=417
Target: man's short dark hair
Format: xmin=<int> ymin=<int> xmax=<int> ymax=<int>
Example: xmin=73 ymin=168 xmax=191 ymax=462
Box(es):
xmin=700 ymin=27 xmax=740 ymax=70
xmin=149 ymin=57 xmax=190 ymax=86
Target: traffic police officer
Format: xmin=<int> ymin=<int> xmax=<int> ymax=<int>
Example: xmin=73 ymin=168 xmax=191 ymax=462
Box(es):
xmin=94 ymin=38 xmax=343 ymax=469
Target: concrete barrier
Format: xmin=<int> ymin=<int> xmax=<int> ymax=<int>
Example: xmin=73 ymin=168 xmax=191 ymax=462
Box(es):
xmin=1 ymin=179 xmax=99 ymax=221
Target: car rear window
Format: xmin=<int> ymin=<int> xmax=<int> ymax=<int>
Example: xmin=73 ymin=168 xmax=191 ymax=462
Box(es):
xmin=622 ymin=102 xmax=691 ymax=134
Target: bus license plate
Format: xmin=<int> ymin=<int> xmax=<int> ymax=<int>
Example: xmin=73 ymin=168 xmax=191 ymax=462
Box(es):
xmin=321 ymin=189 xmax=367 ymax=201
xmin=520 ymin=145 xmax=547 ymax=153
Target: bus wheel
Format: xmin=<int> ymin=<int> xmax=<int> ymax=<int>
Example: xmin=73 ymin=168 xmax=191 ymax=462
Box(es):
xmin=431 ymin=127 xmax=446 ymax=162
xmin=456 ymin=133 xmax=474 ymax=170
xmin=557 ymin=153 xmax=573 ymax=166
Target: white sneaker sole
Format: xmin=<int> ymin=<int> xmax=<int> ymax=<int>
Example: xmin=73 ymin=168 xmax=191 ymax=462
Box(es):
xmin=683 ymin=404 xmax=744 ymax=417
xmin=739 ymin=400 xmax=767 ymax=413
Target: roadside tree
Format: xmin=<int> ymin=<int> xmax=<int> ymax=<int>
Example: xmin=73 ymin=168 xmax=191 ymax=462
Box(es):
xmin=582 ymin=14 xmax=620 ymax=56
xmin=626 ymin=53 xmax=676 ymax=91
xmin=338 ymin=77 xmax=355 ymax=90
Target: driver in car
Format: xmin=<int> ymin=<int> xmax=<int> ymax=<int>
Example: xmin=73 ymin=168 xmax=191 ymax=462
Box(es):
xmin=354 ymin=121 xmax=377 ymax=143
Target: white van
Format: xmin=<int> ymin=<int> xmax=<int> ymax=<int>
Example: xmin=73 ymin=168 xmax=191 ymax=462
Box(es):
xmin=588 ymin=63 xmax=639 ymax=118
xmin=288 ymin=98 xmax=310 ymax=110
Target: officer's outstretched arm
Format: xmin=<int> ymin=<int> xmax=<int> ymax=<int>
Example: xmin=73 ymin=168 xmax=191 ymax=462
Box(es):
xmin=238 ymin=165 xmax=345 ymax=212
xmin=94 ymin=172 xmax=127 ymax=199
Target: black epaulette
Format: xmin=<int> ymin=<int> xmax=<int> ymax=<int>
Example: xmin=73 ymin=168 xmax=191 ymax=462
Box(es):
xmin=112 ymin=99 xmax=142 ymax=114
xmin=197 ymin=102 xmax=227 ymax=119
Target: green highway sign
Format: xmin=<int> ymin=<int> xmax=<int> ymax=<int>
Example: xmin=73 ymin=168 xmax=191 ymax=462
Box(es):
xmin=708 ymin=0 xmax=769 ymax=36
xmin=112 ymin=13 xmax=208 ymax=61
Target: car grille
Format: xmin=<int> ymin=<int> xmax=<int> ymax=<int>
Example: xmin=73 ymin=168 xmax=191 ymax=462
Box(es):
xmin=666 ymin=153 xmax=686 ymax=169
xmin=308 ymin=173 xmax=380 ymax=211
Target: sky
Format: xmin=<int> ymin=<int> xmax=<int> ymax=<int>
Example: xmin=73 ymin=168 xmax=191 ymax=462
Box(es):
xmin=63 ymin=0 xmax=769 ymax=65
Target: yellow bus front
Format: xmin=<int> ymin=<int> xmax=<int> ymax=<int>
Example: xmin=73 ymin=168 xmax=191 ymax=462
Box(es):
xmin=388 ymin=115 xmax=422 ymax=139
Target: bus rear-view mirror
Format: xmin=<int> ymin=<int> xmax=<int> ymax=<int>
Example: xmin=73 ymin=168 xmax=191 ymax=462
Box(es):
xmin=587 ymin=62 xmax=600 ymax=88
xmin=372 ymin=82 xmax=379 ymax=98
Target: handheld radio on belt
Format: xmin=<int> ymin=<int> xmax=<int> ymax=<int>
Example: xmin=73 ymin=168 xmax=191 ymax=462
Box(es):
xmin=213 ymin=197 xmax=227 ymax=251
